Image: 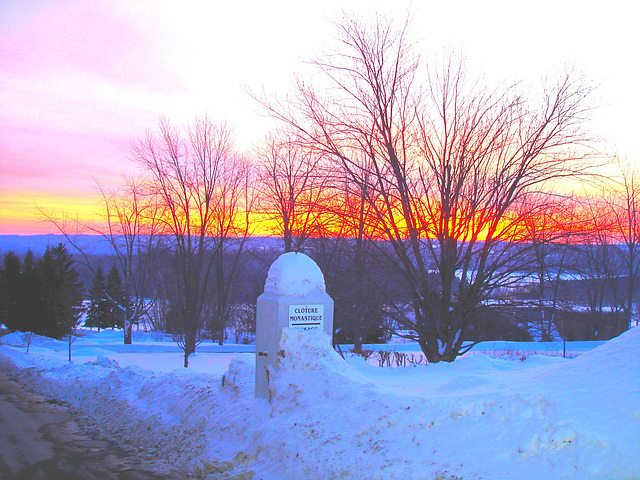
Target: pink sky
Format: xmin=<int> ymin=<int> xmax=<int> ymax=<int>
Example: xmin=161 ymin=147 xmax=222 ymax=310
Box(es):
xmin=1 ymin=0 xmax=638 ymax=235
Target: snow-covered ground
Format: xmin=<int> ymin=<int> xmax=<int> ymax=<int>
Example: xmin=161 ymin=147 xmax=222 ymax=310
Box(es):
xmin=1 ymin=327 xmax=638 ymax=479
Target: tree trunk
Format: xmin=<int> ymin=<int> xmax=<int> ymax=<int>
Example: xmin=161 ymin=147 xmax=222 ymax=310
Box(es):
xmin=216 ymin=255 xmax=226 ymax=346
xmin=123 ymin=312 xmax=132 ymax=344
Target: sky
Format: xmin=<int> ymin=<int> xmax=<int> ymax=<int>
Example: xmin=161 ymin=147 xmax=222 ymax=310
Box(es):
xmin=1 ymin=0 xmax=638 ymax=235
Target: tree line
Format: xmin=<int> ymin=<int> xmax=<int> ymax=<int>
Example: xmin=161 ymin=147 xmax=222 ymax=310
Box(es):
xmin=35 ymin=15 xmax=639 ymax=365
xmin=0 ymin=242 xmax=132 ymax=339
xmin=0 ymin=244 xmax=83 ymax=339
xmin=84 ymin=264 xmax=126 ymax=331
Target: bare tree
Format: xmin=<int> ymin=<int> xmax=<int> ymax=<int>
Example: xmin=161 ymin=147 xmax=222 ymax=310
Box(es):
xmin=41 ymin=178 xmax=162 ymax=344
xmin=609 ymin=158 xmax=640 ymax=327
xmin=520 ymin=196 xmax=581 ymax=340
xmin=98 ymin=179 xmax=163 ymax=343
xmin=207 ymin=152 xmax=256 ymax=345
xmin=574 ymin=195 xmax=627 ymax=337
xmin=132 ymin=116 xmax=252 ymax=367
xmin=259 ymin=15 xmax=593 ymax=362
xmin=322 ymin=175 xmax=392 ymax=350
xmin=570 ymin=161 xmax=640 ymax=336
xmin=257 ymin=132 xmax=328 ymax=253
xmin=23 ymin=331 xmax=35 ymax=353
xmin=66 ymin=315 xmax=83 ymax=362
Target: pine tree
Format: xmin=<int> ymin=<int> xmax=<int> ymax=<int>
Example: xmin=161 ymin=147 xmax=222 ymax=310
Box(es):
xmin=0 ymin=261 xmax=8 ymax=327
xmin=0 ymin=246 xmax=83 ymax=339
xmin=1 ymin=251 xmax=21 ymax=330
xmin=1 ymin=250 xmax=43 ymax=333
xmin=105 ymin=264 xmax=125 ymax=329
xmin=20 ymin=250 xmax=43 ymax=334
xmin=85 ymin=267 xmax=111 ymax=330
xmin=38 ymin=244 xmax=84 ymax=339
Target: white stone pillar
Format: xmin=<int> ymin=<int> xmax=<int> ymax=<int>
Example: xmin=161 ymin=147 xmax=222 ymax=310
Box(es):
xmin=255 ymin=252 xmax=334 ymax=399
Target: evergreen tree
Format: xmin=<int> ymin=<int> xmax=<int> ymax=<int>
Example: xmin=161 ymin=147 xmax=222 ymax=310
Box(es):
xmin=105 ymin=264 xmax=125 ymax=329
xmin=0 ymin=246 xmax=83 ymax=338
xmin=1 ymin=250 xmax=43 ymax=333
xmin=20 ymin=250 xmax=43 ymax=334
xmin=85 ymin=267 xmax=111 ymax=330
xmin=1 ymin=251 xmax=21 ymax=329
xmin=38 ymin=244 xmax=84 ymax=338
xmin=0 ymin=261 xmax=7 ymax=327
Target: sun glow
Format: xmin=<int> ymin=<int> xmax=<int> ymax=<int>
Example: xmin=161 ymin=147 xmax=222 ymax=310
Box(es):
xmin=0 ymin=190 xmax=106 ymax=235
xmin=0 ymin=0 xmax=639 ymax=235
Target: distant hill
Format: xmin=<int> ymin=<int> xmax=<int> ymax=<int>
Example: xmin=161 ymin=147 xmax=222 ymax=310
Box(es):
xmin=0 ymin=234 xmax=283 ymax=256
xmin=0 ymin=235 xmax=113 ymax=255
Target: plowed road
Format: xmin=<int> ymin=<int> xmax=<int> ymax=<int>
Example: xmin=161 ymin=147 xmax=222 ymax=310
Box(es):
xmin=0 ymin=359 xmax=171 ymax=480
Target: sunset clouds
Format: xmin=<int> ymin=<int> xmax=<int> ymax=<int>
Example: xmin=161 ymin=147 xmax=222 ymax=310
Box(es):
xmin=0 ymin=1 xmax=186 ymax=232
xmin=1 ymin=0 xmax=638 ymax=234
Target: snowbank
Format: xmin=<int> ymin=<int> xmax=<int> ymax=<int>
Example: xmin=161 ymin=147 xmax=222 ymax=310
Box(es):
xmin=0 ymin=327 xmax=638 ymax=479
xmin=1 ymin=331 xmax=66 ymax=348
xmin=236 ymin=328 xmax=640 ymax=479
xmin=263 ymin=252 xmax=325 ymax=297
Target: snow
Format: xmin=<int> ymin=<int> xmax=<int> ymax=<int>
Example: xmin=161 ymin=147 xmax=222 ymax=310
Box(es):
xmin=263 ymin=252 xmax=326 ymax=297
xmin=1 ymin=327 xmax=639 ymax=479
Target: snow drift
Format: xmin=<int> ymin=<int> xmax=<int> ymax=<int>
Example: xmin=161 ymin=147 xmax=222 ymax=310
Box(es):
xmin=0 ymin=327 xmax=638 ymax=479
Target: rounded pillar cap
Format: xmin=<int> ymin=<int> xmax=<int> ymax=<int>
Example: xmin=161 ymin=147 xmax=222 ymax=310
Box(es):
xmin=264 ymin=252 xmax=326 ymax=297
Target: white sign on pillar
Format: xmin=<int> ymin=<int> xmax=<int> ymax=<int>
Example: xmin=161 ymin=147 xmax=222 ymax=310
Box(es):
xmin=288 ymin=304 xmax=324 ymax=330
xmin=255 ymin=252 xmax=334 ymax=399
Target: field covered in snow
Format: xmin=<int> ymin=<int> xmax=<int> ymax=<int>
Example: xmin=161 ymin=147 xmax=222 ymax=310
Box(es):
xmin=1 ymin=327 xmax=638 ymax=479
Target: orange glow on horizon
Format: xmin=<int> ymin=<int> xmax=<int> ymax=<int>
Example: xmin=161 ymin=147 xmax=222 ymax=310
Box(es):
xmin=0 ymin=189 xmax=107 ymax=235
xmin=0 ymin=194 xmax=627 ymax=243
xmin=0 ymin=190 xmax=282 ymax=238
